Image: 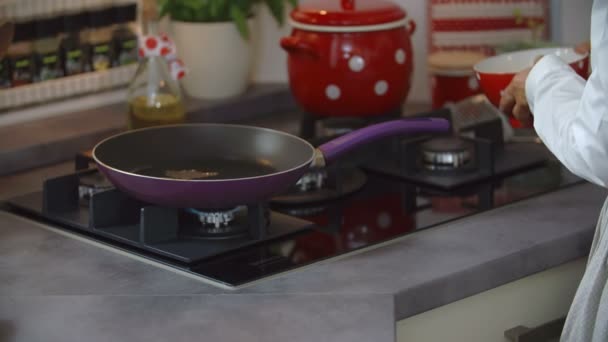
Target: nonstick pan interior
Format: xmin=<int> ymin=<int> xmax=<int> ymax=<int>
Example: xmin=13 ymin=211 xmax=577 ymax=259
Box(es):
xmin=93 ymin=118 xmax=450 ymax=208
xmin=94 ymin=124 xmax=315 ymax=181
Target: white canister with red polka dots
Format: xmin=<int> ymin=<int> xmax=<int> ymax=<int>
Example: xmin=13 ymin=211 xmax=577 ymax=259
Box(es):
xmin=170 ymin=19 xmax=254 ymax=99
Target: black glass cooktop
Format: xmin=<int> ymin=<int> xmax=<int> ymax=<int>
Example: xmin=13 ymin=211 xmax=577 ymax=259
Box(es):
xmin=0 ymin=103 xmax=584 ymax=288
xmin=194 ymin=159 xmax=582 ymax=286
xmin=4 ymin=152 xmax=582 ymax=288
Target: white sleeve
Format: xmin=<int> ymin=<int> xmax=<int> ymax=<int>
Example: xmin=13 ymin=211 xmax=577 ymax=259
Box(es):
xmin=525 ymin=42 xmax=608 ymax=188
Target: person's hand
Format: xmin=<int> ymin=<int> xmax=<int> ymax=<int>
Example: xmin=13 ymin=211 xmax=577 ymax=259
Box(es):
xmin=575 ymin=41 xmax=591 ymax=54
xmin=499 ymin=41 xmax=591 ymax=124
xmin=498 ymin=67 xmax=533 ymax=125
xmin=498 ymin=55 xmax=543 ymax=126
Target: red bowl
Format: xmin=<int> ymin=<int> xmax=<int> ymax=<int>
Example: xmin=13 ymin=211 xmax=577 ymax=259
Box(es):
xmin=473 ymin=47 xmax=589 ymax=109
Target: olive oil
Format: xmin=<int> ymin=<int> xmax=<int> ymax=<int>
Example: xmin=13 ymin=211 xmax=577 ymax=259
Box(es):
xmin=126 ymin=0 xmax=186 ymax=131
xmin=128 ymin=94 xmax=185 ymax=130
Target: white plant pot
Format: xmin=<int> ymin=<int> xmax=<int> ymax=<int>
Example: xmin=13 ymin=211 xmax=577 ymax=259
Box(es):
xmin=171 ymin=20 xmax=253 ymax=99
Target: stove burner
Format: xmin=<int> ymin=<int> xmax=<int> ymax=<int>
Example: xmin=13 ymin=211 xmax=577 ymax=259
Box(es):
xmin=78 ymin=173 xmax=114 ymax=201
xmin=186 ymin=207 xmax=242 ymax=229
xmin=295 ymin=168 xmax=328 ymax=192
xmin=179 ymin=205 xmax=271 ymax=240
xmin=183 ymin=206 xmax=253 ymax=239
xmin=271 ymin=167 xmax=367 ymax=205
xmin=420 ymin=137 xmax=474 ymax=171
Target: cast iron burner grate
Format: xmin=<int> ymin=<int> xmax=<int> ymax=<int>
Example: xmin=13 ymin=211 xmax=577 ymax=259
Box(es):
xmin=294 ymin=168 xmax=329 ymax=192
xmin=270 ymin=132 xmax=368 ymax=205
xmin=6 ymin=168 xmax=313 ymax=265
xmin=363 ymin=109 xmax=551 ymax=190
xmin=420 ymin=136 xmax=475 ymax=171
xmin=271 ymin=167 xmax=367 ymax=206
xmin=78 ymin=172 xmax=113 ymax=203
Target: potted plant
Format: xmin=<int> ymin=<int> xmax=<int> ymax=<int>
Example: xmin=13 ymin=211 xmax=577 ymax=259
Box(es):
xmin=494 ymin=8 xmax=555 ymax=54
xmin=158 ymin=0 xmax=296 ymax=99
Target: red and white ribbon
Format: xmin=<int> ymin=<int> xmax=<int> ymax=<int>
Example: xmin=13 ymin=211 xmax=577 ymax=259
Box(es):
xmin=138 ymin=33 xmax=187 ymax=80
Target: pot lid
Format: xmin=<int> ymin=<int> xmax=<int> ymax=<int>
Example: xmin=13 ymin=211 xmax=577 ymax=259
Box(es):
xmin=290 ymin=0 xmax=406 ymax=27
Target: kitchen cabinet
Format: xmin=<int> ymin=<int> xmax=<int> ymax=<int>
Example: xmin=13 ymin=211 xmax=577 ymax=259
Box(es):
xmin=397 ymin=258 xmax=586 ymax=342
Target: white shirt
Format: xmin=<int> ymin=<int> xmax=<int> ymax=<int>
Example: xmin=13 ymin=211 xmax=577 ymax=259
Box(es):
xmin=526 ymin=0 xmax=608 ymax=188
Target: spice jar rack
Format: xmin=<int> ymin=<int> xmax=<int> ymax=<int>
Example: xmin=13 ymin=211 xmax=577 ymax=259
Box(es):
xmin=0 ymin=64 xmax=136 ymax=111
xmin=0 ymin=0 xmax=139 ymax=21
xmin=0 ymin=0 xmax=140 ymax=113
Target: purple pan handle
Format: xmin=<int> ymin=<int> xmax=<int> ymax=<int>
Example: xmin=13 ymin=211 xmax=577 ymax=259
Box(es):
xmin=317 ymin=118 xmax=450 ymax=164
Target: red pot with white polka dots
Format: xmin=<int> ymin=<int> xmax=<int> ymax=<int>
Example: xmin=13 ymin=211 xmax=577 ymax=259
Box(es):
xmin=280 ymin=0 xmax=416 ymax=117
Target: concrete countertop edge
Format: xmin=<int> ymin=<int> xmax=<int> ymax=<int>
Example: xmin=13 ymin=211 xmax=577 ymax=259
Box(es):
xmin=394 ymin=227 xmax=594 ymax=320
xmin=0 ymin=293 xmax=397 ymax=342
xmin=387 ymin=181 xmax=604 ymax=320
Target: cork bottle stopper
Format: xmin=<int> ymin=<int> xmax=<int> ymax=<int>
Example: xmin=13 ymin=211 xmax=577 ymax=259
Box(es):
xmin=142 ymin=0 xmax=158 ymax=22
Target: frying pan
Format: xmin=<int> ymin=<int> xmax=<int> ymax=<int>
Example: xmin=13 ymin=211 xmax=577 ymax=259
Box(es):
xmin=93 ymin=118 xmax=449 ymax=209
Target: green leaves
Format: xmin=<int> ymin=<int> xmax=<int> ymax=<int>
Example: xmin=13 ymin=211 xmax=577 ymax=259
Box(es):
xmin=209 ymin=0 xmax=232 ymax=19
xmin=158 ymin=0 xmax=299 ymax=40
xmin=158 ymin=0 xmax=171 ymax=18
xmin=230 ymin=3 xmax=249 ymax=39
xmin=265 ymin=0 xmax=284 ymax=26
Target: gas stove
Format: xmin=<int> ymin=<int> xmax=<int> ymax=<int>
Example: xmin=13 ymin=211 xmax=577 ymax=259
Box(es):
xmin=3 ymin=105 xmax=583 ymax=289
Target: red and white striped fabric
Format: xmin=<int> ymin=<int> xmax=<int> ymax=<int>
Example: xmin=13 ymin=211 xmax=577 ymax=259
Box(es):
xmin=428 ymin=0 xmax=550 ymax=56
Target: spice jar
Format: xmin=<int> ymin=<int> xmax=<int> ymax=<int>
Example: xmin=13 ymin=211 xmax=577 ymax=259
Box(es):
xmin=61 ymin=12 xmax=88 ymax=76
xmin=7 ymin=21 xmax=35 ymax=86
xmin=34 ymin=17 xmax=64 ymax=82
xmin=428 ymin=50 xmax=486 ymax=109
xmin=0 ymin=57 xmax=9 ymax=88
xmin=88 ymin=7 xmax=115 ymax=71
xmin=0 ymin=20 xmax=13 ymax=87
xmin=112 ymin=4 xmax=138 ymax=66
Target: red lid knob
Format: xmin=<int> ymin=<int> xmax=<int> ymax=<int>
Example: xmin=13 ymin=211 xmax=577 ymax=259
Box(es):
xmin=341 ymin=0 xmax=354 ymax=10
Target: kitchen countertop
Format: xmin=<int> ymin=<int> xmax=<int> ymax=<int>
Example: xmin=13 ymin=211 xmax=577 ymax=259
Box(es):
xmin=1 ymin=106 xmax=607 ymax=341
xmin=0 ymin=167 xmax=604 ymax=342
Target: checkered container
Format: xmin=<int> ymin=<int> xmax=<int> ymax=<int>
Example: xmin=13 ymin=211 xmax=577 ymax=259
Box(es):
xmin=0 ymin=0 xmax=139 ymax=112
xmin=428 ymin=0 xmax=550 ymax=55
xmin=427 ymin=0 xmax=550 ymax=108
